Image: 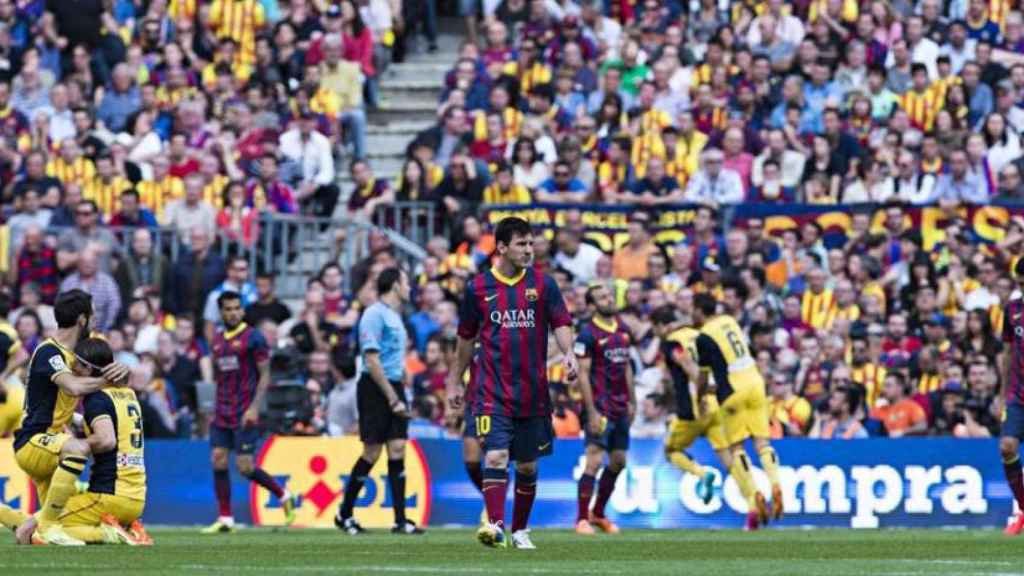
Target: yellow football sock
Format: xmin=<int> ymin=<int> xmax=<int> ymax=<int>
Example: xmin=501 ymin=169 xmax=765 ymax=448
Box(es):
xmin=758 ymin=445 xmax=781 ymax=489
xmin=64 ymin=526 xmax=107 ymax=544
xmin=39 ymin=456 xmax=87 ymax=524
xmin=0 ymin=503 xmax=26 ymax=530
xmin=669 ymin=452 xmax=705 ymax=477
xmin=730 ymin=451 xmax=758 ymax=509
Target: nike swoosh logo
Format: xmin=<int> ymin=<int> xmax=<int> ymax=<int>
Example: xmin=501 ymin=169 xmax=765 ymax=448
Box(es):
xmin=485 ymin=294 xmax=499 ymax=302
xmin=598 ymin=339 xmax=609 ymax=346
xmin=538 ymin=442 xmax=551 ymax=451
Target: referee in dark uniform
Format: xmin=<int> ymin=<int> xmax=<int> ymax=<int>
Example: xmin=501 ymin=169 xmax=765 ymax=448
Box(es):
xmin=335 ymin=268 xmax=424 ymax=535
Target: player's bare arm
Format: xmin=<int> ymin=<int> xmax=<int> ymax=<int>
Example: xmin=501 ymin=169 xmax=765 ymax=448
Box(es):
xmin=694 ymin=369 xmax=709 ymax=419
xmin=199 ymin=355 xmax=214 ymax=385
xmin=0 ymin=346 xmax=27 ymax=384
xmin=365 ymin=350 xmax=407 ymax=418
xmin=554 ymin=325 xmax=579 ymax=382
xmin=445 ymin=335 xmax=474 ymax=419
xmin=625 ymin=360 xmax=636 ymax=422
xmin=243 ymin=358 xmax=271 ymax=427
xmin=1003 ymin=347 xmax=1011 ymax=403
xmin=576 ymin=355 xmax=601 ymax=435
xmin=53 ymin=370 xmax=109 ymax=397
xmin=84 ymin=415 xmax=117 ymax=454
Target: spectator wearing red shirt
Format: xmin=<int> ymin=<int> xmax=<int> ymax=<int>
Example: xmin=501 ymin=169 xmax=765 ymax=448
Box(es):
xmin=882 ymin=312 xmax=922 ymax=365
xmin=167 ymin=133 xmax=200 ymax=179
xmin=13 ymin=225 xmax=57 ymax=305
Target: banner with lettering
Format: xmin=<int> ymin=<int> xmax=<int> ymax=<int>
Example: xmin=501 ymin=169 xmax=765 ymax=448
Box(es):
xmin=482 ymin=203 xmax=1024 ymax=253
xmin=0 ymin=437 xmax=1008 ymax=528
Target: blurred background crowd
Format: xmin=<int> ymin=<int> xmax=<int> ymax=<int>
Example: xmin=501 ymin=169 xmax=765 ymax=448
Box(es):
xmin=0 ymin=0 xmax=1020 ymax=445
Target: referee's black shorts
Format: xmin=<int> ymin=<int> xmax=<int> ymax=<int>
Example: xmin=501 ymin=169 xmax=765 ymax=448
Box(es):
xmin=356 ymin=374 xmax=408 ymax=444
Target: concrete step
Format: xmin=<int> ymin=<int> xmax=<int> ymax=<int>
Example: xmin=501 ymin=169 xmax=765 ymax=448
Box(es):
xmin=368 ymin=107 xmax=437 ymax=125
xmin=339 ymin=155 xmax=406 ymax=182
xmin=366 ymin=133 xmax=419 ymax=157
xmin=367 ymin=119 xmax=434 ymax=135
xmin=381 ymin=78 xmax=444 ymax=91
xmin=385 ymin=63 xmax=453 ymax=83
xmin=377 ymin=95 xmax=440 ymax=113
xmin=380 ymin=87 xmax=442 ymax=105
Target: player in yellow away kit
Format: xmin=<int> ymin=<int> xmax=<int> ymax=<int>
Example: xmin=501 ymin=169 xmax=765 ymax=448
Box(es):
xmin=692 ymin=293 xmax=784 ymax=531
xmin=1 ymin=290 xmax=130 ymax=546
xmin=650 ymin=307 xmax=732 ymax=505
xmin=2 ymin=338 xmax=151 ymax=545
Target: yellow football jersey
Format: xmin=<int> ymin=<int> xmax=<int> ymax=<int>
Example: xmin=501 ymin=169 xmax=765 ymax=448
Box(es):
xmin=696 ymin=315 xmax=759 ymax=401
xmin=83 ymin=388 xmax=147 ymax=501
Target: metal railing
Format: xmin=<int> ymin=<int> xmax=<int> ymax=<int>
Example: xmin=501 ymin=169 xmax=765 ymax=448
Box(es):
xmin=254 ymin=213 xmax=428 ymax=298
xmin=44 ymin=213 xmax=428 ymax=300
xmin=371 ymin=202 xmax=442 ymax=247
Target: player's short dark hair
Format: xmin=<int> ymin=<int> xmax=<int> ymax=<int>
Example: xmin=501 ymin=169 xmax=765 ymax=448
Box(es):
xmin=0 ymin=291 xmax=10 ymax=318
xmin=54 ymin=289 xmax=93 ymax=328
xmin=694 ymin=293 xmax=718 ymax=317
xmin=377 ymin=267 xmax=404 ymax=295
xmin=74 ymin=337 xmax=114 ymax=377
xmin=1014 ymin=257 xmax=1024 ymax=278
xmin=217 ymin=290 xmax=242 ymax=309
xmin=584 ymin=284 xmax=603 ymax=306
xmin=495 ymin=216 xmax=532 ymax=247
xmin=651 ymin=305 xmax=677 ymax=327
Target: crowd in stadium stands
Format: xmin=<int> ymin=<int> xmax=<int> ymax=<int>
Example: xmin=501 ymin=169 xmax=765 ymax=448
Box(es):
xmin=0 ymin=0 xmax=1019 ymax=445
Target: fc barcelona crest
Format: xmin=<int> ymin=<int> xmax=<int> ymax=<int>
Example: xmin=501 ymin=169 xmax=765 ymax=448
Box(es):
xmin=525 ymin=288 xmax=538 ymax=302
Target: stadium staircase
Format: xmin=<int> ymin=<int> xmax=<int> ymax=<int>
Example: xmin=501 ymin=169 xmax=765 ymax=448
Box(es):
xmin=274 ymin=24 xmax=459 ymax=305
xmin=338 ymin=21 xmax=460 ymax=191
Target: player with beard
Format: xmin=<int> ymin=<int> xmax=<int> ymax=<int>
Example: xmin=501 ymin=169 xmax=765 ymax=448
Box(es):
xmin=5 ymin=290 xmax=129 ymax=545
xmin=573 ymin=284 xmax=635 ymax=535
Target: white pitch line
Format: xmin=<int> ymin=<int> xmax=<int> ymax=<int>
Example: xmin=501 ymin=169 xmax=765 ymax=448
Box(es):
xmin=179 ymin=565 xmax=594 ymax=575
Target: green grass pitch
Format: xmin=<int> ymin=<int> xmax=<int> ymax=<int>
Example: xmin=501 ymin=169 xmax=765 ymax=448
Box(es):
xmin=0 ymin=528 xmax=1019 ymax=575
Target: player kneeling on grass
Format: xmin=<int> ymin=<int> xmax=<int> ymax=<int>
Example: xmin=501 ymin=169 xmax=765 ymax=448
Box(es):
xmin=4 ymin=289 xmax=130 ymax=546
xmin=1 ymin=338 xmax=152 ymax=545
xmin=574 ymin=285 xmax=634 ymax=536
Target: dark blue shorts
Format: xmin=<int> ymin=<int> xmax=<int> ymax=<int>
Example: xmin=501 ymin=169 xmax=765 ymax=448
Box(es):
xmin=476 ymin=414 xmax=554 ymax=462
xmin=462 ymin=405 xmax=476 ymax=438
xmin=210 ymin=425 xmax=261 ymax=455
xmin=1003 ymin=401 xmax=1024 ymax=440
xmin=584 ymin=413 xmax=631 ymax=452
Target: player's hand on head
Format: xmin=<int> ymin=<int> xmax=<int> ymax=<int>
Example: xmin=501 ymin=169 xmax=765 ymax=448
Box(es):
xmin=102 ymin=362 xmax=130 ymax=386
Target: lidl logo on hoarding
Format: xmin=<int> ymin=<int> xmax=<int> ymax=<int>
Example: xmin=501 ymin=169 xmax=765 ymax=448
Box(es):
xmin=252 ymin=436 xmax=431 ymax=528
